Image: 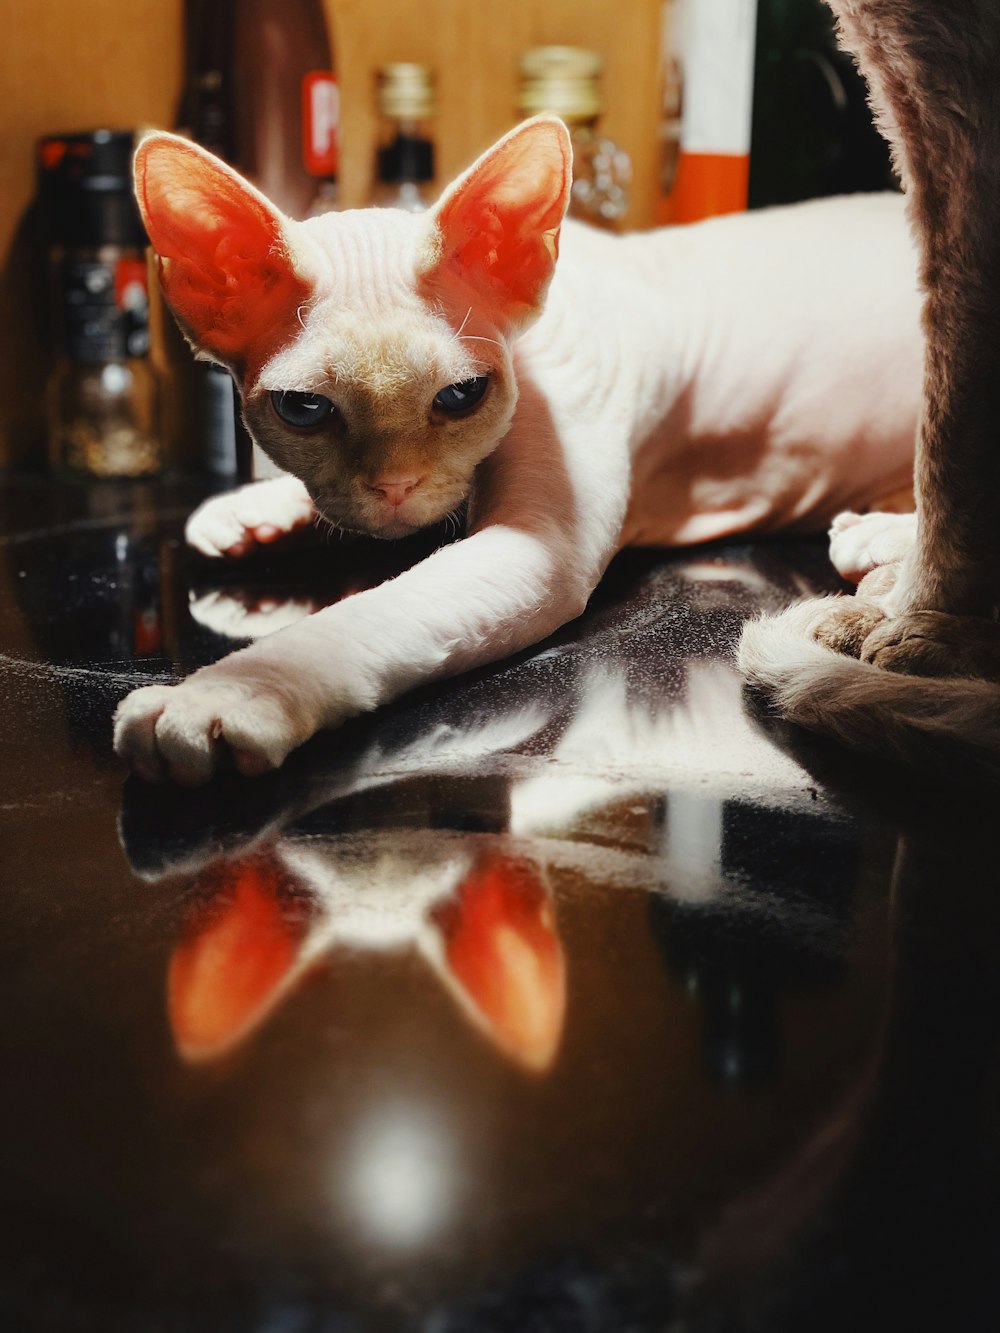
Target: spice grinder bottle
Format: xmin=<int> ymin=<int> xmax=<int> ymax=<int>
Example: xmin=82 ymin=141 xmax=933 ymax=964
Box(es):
xmin=38 ymin=130 xmax=163 ymax=478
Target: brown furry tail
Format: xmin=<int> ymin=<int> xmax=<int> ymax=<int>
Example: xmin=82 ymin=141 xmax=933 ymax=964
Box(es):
xmin=737 ymin=600 xmax=1000 ymax=779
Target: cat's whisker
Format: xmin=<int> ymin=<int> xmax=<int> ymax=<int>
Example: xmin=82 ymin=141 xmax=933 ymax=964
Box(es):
xmin=311 ymin=510 xmax=344 ymax=546
xmin=442 ymin=506 xmax=465 ymax=540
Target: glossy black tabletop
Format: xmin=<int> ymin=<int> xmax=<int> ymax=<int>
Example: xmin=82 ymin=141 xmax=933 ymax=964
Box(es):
xmin=1 ymin=477 xmax=998 ymax=1331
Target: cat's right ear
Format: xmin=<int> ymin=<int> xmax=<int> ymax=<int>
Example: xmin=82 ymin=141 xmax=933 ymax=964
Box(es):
xmin=133 ymin=132 xmax=315 ymax=378
xmin=419 ymin=116 xmax=573 ymax=331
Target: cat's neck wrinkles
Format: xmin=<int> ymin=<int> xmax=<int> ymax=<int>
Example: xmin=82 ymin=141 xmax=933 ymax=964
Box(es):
xmin=300 ymin=207 xmax=426 ymax=313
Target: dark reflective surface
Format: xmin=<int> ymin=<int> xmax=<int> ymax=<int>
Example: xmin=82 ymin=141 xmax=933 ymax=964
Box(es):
xmin=1 ymin=478 xmax=997 ymax=1331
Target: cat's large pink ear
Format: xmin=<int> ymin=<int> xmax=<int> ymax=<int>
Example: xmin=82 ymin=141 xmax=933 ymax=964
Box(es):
xmin=419 ymin=116 xmax=573 ymax=329
xmin=134 ymin=132 xmax=314 ymax=377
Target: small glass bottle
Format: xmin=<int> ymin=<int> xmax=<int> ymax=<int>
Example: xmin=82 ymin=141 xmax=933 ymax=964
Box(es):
xmin=372 ymin=63 xmax=437 ymax=212
xmin=517 ymin=46 xmax=631 ymax=229
xmin=233 ymin=0 xmax=340 ymax=220
xmin=38 ymin=130 xmax=163 ymax=478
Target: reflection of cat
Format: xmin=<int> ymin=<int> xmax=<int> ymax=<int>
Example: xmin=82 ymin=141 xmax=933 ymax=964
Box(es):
xmin=115 ymin=116 xmax=923 ymax=783
xmin=740 ymin=2 xmax=1000 ymax=771
xmin=128 ymin=611 xmax=841 ymax=1076
xmin=166 ymin=842 xmax=565 ymax=1073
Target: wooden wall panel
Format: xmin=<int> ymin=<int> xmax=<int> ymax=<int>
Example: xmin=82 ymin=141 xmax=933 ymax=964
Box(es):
xmin=0 ymin=0 xmax=663 ymax=470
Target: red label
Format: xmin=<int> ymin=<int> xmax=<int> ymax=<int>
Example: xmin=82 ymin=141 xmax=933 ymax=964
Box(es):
xmin=302 ymin=71 xmax=339 ymax=176
xmin=114 ymin=257 xmax=148 ymax=312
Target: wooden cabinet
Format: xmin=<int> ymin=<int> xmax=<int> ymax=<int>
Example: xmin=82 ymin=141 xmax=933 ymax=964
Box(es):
xmin=0 ymin=0 xmax=663 ymax=469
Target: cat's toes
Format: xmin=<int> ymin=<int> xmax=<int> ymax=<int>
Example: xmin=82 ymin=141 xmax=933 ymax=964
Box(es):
xmin=114 ymin=671 xmax=316 ymax=784
xmin=810 ymin=597 xmax=887 ymax=657
xmin=112 ymin=685 xmax=175 ymax=783
xmin=861 ymin=610 xmax=1000 ymax=681
xmin=828 ymin=510 xmax=917 ymax=583
xmin=829 ymin=510 xmax=863 ymax=537
xmin=186 ymin=476 xmax=315 ymax=558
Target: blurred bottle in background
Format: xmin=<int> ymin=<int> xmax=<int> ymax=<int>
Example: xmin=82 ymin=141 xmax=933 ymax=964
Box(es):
xmin=233 ymin=0 xmax=340 ymax=219
xmin=658 ymin=0 xmax=758 ymax=224
xmin=372 ymin=63 xmax=437 ymax=212
xmin=38 ymin=131 xmax=163 ymax=478
xmin=173 ymin=0 xmax=249 ymax=481
xmin=179 ymin=0 xmax=237 ymax=162
xmin=172 ymin=0 xmax=339 ymax=482
xmin=518 ymin=46 xmax=631 ymax=230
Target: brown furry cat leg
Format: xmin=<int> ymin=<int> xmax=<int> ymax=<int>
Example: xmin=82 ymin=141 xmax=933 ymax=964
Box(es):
xmin=828 ymin=0 xmax=1000 ymax=634
xmin=733 ymin=3 xmax=1000 ymax=773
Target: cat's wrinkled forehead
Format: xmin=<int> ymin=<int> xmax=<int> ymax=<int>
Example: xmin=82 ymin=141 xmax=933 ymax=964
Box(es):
xmin=259 ymin=297 xmax=481 ymax=399
xmin=299 ymin=206 xmax=428 ymax=311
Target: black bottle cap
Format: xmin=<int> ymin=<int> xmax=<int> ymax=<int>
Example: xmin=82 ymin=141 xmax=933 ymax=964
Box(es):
xmin=377 ymin=133 xmax=434 ymax=186
xmin=37 ymin=130 xmax=148 ymax=248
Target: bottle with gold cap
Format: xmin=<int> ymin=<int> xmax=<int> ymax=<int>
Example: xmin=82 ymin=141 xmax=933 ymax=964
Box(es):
xmin=372 ymin=63 xmax=437 ymax=212
xmin=517 ymin=46 xmax=631 ymax=228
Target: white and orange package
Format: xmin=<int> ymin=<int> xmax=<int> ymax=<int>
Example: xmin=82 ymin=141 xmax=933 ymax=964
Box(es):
xmin=661 ymin=0 xmax=758 ymax=223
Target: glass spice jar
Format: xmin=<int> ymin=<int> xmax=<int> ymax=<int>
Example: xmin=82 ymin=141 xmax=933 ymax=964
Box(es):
xmin=38 ymin=130 xmax=163 ymax=478
xmin=372 ymin=63 xmax=437 ymax=213
xmin=517 ymin=46 xmax=631 ymax=229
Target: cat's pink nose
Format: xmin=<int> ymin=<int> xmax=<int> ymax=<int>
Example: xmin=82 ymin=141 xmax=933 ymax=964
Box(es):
xmin=368 ymin=475 xmax=423 ymax=507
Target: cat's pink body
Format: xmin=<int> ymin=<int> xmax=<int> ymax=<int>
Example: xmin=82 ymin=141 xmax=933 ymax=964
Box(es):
xmin=114 ymin=120 xmax=923 ymax=783
xmin=545 ymin=195 xmax=920 ymax=547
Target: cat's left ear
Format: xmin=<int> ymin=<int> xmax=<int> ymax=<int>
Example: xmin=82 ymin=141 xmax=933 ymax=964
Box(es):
xmin=419 ymin=116 xmax=573 ymax=330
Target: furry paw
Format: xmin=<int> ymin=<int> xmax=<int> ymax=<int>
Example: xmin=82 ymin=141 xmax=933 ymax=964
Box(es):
xmin=114 ymin=662 xmax=322 ymax=784
xmin=809 ymin=595 xmax=887 ymax=657
xmin=861 ymin=610 xmax=1000 ymax=682
xmin=186 ymin=476 xmax=315 ymax=558
xmin=828 ymin=510 xmax=917 ymax=584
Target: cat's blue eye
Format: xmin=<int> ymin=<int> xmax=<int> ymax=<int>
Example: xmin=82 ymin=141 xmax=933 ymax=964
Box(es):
xmin=433 ymin=376 xmax=489 ymax=415
xmin=270 ymin=390 xmax=335 ymax=430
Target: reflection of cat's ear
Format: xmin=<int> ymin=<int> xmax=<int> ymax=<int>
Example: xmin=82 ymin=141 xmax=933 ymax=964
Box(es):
xmin=168 ymin=852 xmax=310 ymax=1063
xmin=427 ymin=854 xmax=566 ymax=1071
xmin=134 ymin=132 xmax=315 ymax=377
xmin=420 ymin=116 xmax=573 ymax=329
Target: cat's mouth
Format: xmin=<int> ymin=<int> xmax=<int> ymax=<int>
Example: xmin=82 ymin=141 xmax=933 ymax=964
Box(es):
xmin=312 ymin=484 xmax=467 ymax=542
xmin=313 ymin=499 xmax=432 ymax=542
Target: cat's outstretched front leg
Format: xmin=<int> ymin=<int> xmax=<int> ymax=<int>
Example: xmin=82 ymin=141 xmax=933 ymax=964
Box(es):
xmin=115 ymin=422 xmax=627 ymax=784
xmin=186 ymin=475 xmax=315 ymax=558
xmin=114 ymin=526 xmax=594 ymax=784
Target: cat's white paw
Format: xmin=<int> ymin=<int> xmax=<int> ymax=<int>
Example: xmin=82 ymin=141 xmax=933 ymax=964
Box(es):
xmin=828 ymin=510 xmax=917 ymax=583
xmin=114 ymin=662 xmax=322 ymax=785
xmin=186 ymin=476 xmax=315 ymax=558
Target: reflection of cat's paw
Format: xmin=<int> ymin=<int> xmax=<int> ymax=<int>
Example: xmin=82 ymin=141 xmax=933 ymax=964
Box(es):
xmin=114 ymin=662 xmax=322 ymax=785
xmin=828 ymin=510 xmax=917 ymax=584
xmin=189 ymin=589 xmax=318 ymax=640
xmin=186 ymin=476 xmax=315 ymax=558
xmin=861 ymin=610 xmax=1000 ymax=681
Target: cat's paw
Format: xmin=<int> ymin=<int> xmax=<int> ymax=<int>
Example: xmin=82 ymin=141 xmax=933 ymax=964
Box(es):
xmin=809 ymin=595 xmax=887 ymax=657
xmin=113 ymin=662 xmax=322 ymax=784
xmin=186 ymin=476 xmax=315 ymax=558
xmin=828 ymin=510 xmax=917 ymax=584
xmin=861 ymin=610 xmax=1000 ymax=682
